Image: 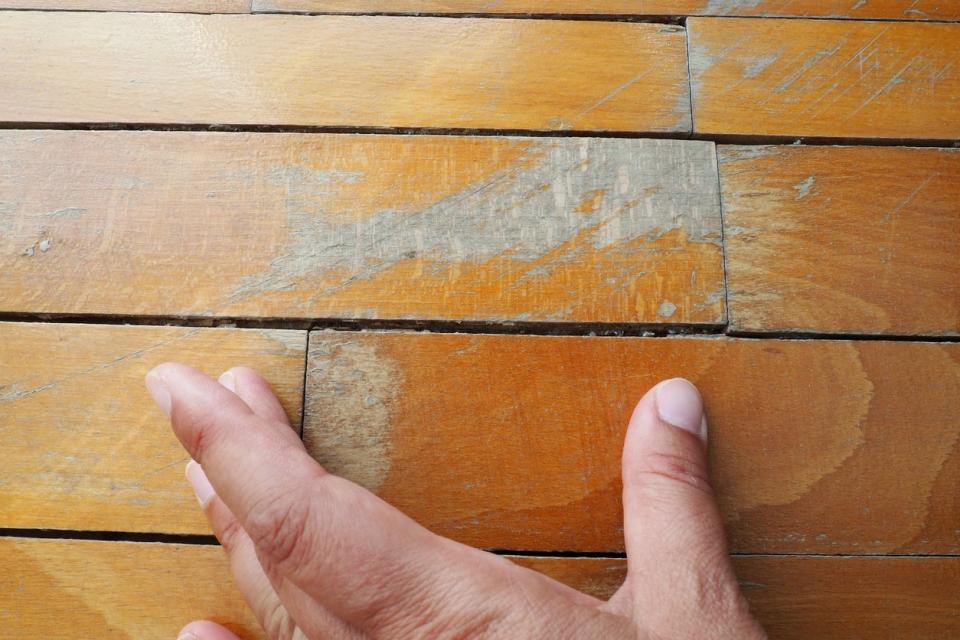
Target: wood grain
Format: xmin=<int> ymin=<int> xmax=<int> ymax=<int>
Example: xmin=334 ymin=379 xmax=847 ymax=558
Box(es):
xmin=0 ymin=131 xmax=724 ymax=324
xmin=3 ymin=538 xmax=959 ymax=639
xmin=254 ymin=0 xmax=960 ymax=20
xmin=1 ymin=0 xmax=249 ymax=10
xmin=720 ymin=145 xmax=960 ymax=335
xmin=305 ymin=332 xmax=960 ymax=554
xmin=0 ymin=322 xmax=306 ymax=533
xmin=0 ymin=12 xmax=690 ymax=133
xmin=688 ymin=18 xmax=960 ymax=140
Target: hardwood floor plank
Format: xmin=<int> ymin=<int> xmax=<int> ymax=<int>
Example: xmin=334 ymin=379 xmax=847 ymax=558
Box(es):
xmin=0 ymin=322 xmax=306 ymax=533
xmin=3 ymin=538 xmax=958 ymax=639
xmin=688 ymin=18 xmax=960 ymax=140
xmin=0 ymin=131 xmax=724 ymax=324
xmin=720 ymin=145 xmax=960 ymax=335
xmin=305 ymin=332 xmax=960 ymax=553
xmin=1 ymin=1 xmax=249 ymax=10
xmin=253 ymin=0 xmax=960 ymax=20
xmin=0 ymin=12 xmax=690 ymax=132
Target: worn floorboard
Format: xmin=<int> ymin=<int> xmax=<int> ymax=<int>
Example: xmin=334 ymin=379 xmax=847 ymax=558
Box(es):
xmin=0 ymin=322 xmax=306 ymax=534
xmin=689 ymin=18 xmax=960 ymax=140
xmin=0 ymin=12 xmax=690 ymax=133
xmin=0 ymin=131 xmax=724 ymax=324
xmin=3 ymin=538 xmax=958 ymax=640
xmin=253 ymin=0 xmax=960 ymax=20
xmin=0 ymin=1 xmax=249 ymax=10
xmin=720 ymin=145 xmax=960 ymax=335
xmin=305 ymin=332 xmax=960 ymax=554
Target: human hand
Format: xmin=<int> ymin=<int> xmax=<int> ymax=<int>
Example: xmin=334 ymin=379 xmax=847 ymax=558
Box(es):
xmin=146 ymin=364 xmax=766 ymax=640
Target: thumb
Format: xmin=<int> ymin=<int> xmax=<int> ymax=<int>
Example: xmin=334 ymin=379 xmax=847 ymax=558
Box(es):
xmin=613 ymin=378 xmax=763 ymax=638
xmin=176 ymin=620 xmax=243 ymax=640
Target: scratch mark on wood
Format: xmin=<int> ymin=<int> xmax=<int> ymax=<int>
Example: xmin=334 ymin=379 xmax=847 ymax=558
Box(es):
xmin=881 ymin=173 xmax=938 ymax=224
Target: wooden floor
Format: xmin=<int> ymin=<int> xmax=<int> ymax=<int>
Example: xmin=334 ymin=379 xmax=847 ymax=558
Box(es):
xmin=1 ymin=3 xmax=958 ymax=639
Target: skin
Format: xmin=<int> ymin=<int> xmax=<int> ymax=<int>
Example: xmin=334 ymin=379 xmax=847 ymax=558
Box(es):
xmin=145 ymin=364 xmax=767 ymax=640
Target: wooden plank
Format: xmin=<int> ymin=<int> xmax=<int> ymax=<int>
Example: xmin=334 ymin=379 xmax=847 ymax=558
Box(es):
xmin=305 ymin=332 xmax=960 ymax=554
xmin=720 ymin=145 xmax=960 ymax=335
xmin=1 ymin=1 xmax=249 ymax=11
xmin=0 ymin=131 xmax=724 ymax=324
xmin=688 ymin=18 xmax=960 ymax=140
xmin=3 ymin=539 xmax=959 ymax=640
xmin=254 ymin=0 xmax=960 ymax=20
xmin=0 ymin=12 xmax=690 ymax=133
xmin=0 ymin=322 xmax=306 ymax=533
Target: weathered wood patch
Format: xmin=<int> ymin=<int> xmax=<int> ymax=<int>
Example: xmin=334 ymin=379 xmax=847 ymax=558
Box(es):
xmin=254 ymin=0 xmax=960 ymax=20
xmin=0 ymin=131 xmax=724 ymax=324
xmin=688 ymin=18 xmax=960 ymax=140
xmin=4 ymin=538 xmax=959 ymax=640
xmin=0 ymin=12 xmax=690 ymax=132
xmin=720 ymin=145 xmax=960 ymax=335
xmin=0 ymin=322 xmax=306 ymax=533
xmin=305 ymin=332 xmax=960 ymax=554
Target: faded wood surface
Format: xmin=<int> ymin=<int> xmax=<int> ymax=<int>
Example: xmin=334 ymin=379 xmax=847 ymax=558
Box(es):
xmin=688 ymin=18 xmax=960 ymax=140
xmin=720 ymin=145 xmax=960 ymax=335
xmin=0 ymin=322 xmax=305 ymax=533
xmin=0 ymin=131 xmax=724 ymax=324
xmin=253 ymin=0 xmax=960 ymax=19
xmin=3 ymin=538 xmax=959 ymax=640
xmin=305 ymin=332 xmax=960 ymax=554
xmin=1 ymin=0 xmax=249 ymax=10
xmin=0 ymin=12 xmax=690 ymax=133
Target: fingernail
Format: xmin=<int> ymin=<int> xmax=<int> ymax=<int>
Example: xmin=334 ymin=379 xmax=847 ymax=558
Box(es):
xmin=218 ymin=370 xmax=236 ymax=392
xmin=654 ymin=378 xmax=707 ymax=439
xmin=145 ymin=369 xmax=172 ymax=417
xmin=177 ymin=633 xmax=198 ymax=640
xmin=185 ymin=460 xmax=215 ymax=507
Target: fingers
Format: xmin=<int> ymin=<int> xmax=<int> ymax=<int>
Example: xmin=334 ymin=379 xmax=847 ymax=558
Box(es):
xmin=219 ymin=367 xmax=292 ymax=427
xmin=190 ymin=463 xmax=360 ymax=640
xmin=177 ymin=620 xmax=242 ymax=640
xmin=614 ymin=378 xmax=764 ymax=638
xmin=148 ymin=363 xmax=532 ymax=637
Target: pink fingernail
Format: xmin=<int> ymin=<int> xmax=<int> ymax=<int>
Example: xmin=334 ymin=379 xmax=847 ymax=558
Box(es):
xmin=654 ymin=378 xmax=707 ymax=439
xmin=185 ymin=460 xmax=215 ymax=507
xmin=145 ymin=369 xmax=172 ymax=417
xmin=218 ymin=370 xmax=236 ymax=392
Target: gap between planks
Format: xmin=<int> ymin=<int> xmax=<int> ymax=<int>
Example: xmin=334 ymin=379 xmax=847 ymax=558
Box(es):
xmin=0 ymin=122 xmax=959 ymax=148
xmin=1 ymin=531 xmax=956 ymax=559
xmin=1 ymin=314 xmax=958 ymax=343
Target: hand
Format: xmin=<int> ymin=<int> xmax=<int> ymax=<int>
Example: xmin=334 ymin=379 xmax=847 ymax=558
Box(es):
xmin=146 ymin=364 xmax=766 ymax=640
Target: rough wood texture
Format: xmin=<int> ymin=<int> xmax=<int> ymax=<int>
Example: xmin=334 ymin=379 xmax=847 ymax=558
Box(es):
xmin=305 ymin=332 xmax=960 ymax=554
xmin=1 ymin=0 xmax=249 ymax=10
xmin=0 ymin=12 xmax=690 ymax=133
xmin=689 ymin=18 xmax=960 ymax=140
xmin=0 ymin=322 xmax=306 ymax=533
xmin=254 ymin=0 xmax=960 ymax=20
xmin=720 ymin=145 xmax=960 ymax=335
xmin=0 ymin=131 xmax=724 ymax=324
xmin=3 ymin=538 xmax=959 ymax=640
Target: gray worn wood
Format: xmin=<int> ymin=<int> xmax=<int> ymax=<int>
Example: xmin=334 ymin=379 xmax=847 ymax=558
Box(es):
xmin=0 ymin=131 xmax=725 ymax=324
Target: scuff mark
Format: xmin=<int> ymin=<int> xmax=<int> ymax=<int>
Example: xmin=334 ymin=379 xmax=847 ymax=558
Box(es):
xmin=881 ymin=173 xmax=938 ymax=223
xmin=774 ymin=41 xmax=845 ymax=94
xmin=743 ymin=52 xmax=780 ymax=79
xmin=793 ymin=176 xmax=816 ymax=200
xmin=704 ymin=0 xmax=762 ymax=13
xmin=657 ymin=301 xmax=678 ymax=318
xmin=303 ymin=336 xmax=400 ymax=492
xmin=0 ymin=329 xmax=200 ymax=403
xmin=44 ymin=207 xmax=88 ymax=218
xmin=228 ymin=138 xmax=722 ymax=305
xmin=38 ymin=239 xmax=52 ymax=253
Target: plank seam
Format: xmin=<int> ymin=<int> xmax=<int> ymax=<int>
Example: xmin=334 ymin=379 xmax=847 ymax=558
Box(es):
xmin=1 ymin=122 xmax=957 ymax=148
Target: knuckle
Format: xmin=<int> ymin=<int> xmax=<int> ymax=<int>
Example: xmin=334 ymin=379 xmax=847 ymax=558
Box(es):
xmin=260 ymin=596 xmax=297 ymax=640
xmin=216 ymin=514 xmax=246 ymax=555
xmin=247 ymin=491 xmax=315 ymax=570
xmin=633 ymin=451 xmax=713 ymax=496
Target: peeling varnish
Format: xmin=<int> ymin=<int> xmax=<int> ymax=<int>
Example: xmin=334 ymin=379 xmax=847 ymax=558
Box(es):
xmin=227 ymin=138 xmax=723 ymax=317
xmin=793 ymin=176 xmax=816 ymax=200
xmin=304 ymin=336 xmax=400 ymax=492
